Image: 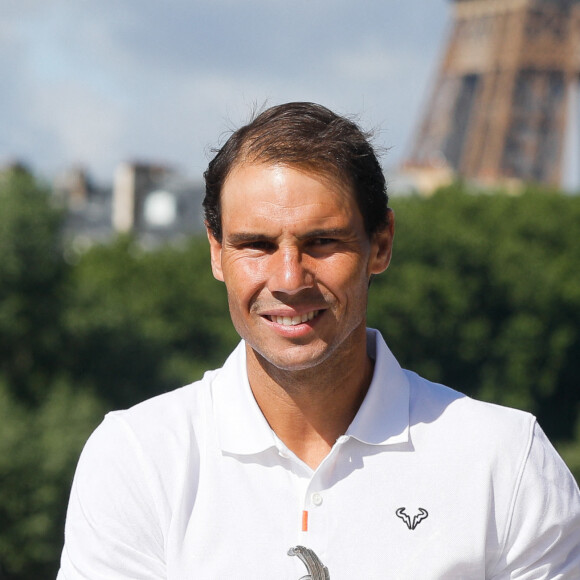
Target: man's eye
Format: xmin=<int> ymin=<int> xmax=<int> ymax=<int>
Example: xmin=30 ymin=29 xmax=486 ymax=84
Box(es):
xmin=312 ymin=238 xmax=336 ymax=246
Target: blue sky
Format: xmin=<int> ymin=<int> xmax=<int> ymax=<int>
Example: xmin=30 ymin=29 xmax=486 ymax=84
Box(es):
xmin=1 ymin=1 xmax=449 ymax=183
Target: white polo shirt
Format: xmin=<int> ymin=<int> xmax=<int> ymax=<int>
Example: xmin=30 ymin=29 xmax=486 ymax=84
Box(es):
xmin=58 ymin=330 xmax=580 ymax=579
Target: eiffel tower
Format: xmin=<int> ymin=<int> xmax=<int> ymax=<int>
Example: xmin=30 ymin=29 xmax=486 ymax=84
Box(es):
xmin=405 ymin=0 xmax=580 ymax=189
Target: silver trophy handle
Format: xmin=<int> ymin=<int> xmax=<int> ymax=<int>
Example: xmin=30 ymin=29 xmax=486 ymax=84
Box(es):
xmin=288 ymin=545 xmax=330 ymax=580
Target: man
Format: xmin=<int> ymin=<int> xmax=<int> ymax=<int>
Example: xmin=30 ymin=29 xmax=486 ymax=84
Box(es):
xmin=58 ymin=102 xmax=580 ymax=578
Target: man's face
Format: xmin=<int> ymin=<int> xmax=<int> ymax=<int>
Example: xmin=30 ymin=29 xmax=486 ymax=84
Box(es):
xmin=207 ymin=162 xmax=393 ymax=373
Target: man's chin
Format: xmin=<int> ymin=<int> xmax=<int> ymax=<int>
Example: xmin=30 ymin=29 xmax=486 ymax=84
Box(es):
xmin=248 ymin=341 xmax=334 ymax=374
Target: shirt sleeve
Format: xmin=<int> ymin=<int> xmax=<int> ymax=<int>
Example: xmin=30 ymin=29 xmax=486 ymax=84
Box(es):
xmin=491 ymin=421 xmax=580 ymax=579
xmin=57 ymin=413 xmax=166 ymax=579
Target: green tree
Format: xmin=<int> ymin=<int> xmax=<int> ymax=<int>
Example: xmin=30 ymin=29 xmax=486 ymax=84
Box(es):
xmin=0 ymin=168 xmax=105 ymax=578
xmin=0 ymin=169 xmax=67 ymax=404
xmin=0 ymin=379 xmax=104 ymax=578
xmin=64 ymin=235 xmax=237 ymax=409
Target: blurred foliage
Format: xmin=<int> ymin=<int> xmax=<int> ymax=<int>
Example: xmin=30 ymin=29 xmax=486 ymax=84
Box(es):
xmin=0 ymin=168 xmax=106 ymax=578
xmin=63 ymin=235 xmax=238 ymax=409
xmin=0 ymin=171 xmax=579 ymax=577
xmin=0 ymin=379 xmax=104 ymax=579
xmin=0 ymin=170 xmax=67 ymax=404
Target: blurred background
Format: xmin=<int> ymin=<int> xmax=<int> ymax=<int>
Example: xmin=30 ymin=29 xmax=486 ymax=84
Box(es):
xmin=1 ymin=1 xmax=580 ymax=577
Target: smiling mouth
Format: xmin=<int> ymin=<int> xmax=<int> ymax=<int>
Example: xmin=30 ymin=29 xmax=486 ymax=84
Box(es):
xmin=266 ymin=310 xmax=321 ymax=326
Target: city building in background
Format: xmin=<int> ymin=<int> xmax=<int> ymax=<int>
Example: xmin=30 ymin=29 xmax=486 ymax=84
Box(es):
xmin=402 ymin=0 xmax=580 ymax=193
xmin=54 ymin=162 xmax=205 ymax=249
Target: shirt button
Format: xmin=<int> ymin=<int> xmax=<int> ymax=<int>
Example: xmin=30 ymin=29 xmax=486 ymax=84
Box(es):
xmin=311 ymin=492 xmax=323 ymax=506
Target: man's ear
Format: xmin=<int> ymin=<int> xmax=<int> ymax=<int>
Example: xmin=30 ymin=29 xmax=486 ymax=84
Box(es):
xmin=368 ymin=209 xmax=395 ymax=276
xmin=206 ymin=225 xmax=224 ymax=282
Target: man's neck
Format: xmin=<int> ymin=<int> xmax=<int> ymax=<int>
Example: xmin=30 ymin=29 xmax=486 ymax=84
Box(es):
xmin=245 ymin=334 xmax=375 ymax=470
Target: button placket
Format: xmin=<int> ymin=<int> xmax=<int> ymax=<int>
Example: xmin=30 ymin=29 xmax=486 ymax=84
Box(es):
xmin=298 ymin=438 xmax=349 ymax=537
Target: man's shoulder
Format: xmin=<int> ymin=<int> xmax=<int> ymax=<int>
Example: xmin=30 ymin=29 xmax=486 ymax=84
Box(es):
xmin=404 ymin=369 xmax=536 ymax=453
xmin=118 ymin=341 xmax=246 ymax=427
xmin=368 ymin=329 xmax=536 ymax=452
xmin=119 ymin=368 xmax=219 ymax=426
xmin=83 ymin=373 xmax=213 ymax=463
xmin=109 ymin=342 xmax=247 ymax=432
xmin=78 ymin=342 xmax=249 ymax=474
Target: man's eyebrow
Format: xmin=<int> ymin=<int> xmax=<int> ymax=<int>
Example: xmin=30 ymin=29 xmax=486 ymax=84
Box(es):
xmin=297 ymin=227 xmax=353 ymax=240
xmin=226 ymin=232 xmax=273 ymax=244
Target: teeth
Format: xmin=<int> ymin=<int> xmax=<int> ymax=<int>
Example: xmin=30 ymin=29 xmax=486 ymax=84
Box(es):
xmin=270 ymin=310 xmax=319 ymax=326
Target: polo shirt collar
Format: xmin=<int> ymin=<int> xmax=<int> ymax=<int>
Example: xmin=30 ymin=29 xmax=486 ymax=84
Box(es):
xmin=211 ymin=341 xmax=278 ymax=455
xmin=212 ymin=329 xmax=410 ymax=455
xmin=345 ymin=329 xmax=410 ymax=446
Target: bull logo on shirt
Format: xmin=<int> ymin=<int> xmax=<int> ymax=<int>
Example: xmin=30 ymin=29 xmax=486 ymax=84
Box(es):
xmin=395 ymin=507 xmax=429 ymax=530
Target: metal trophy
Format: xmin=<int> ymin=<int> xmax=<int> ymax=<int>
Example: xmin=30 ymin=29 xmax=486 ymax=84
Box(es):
xmin=288 ymin=545 xmax=330 ymax=580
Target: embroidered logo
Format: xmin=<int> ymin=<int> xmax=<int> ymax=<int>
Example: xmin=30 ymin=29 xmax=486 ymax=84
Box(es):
xmin=395 ymin=507 xmax=429 ymax=530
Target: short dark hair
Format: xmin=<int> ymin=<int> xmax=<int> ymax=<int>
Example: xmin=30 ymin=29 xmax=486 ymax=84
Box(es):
xmin=203 ymin=102 xmax=389 ymax=242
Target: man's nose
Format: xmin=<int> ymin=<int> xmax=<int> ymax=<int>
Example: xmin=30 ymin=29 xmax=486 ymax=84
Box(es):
xmin=267 ymin=248 xmax=314 ymax=295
